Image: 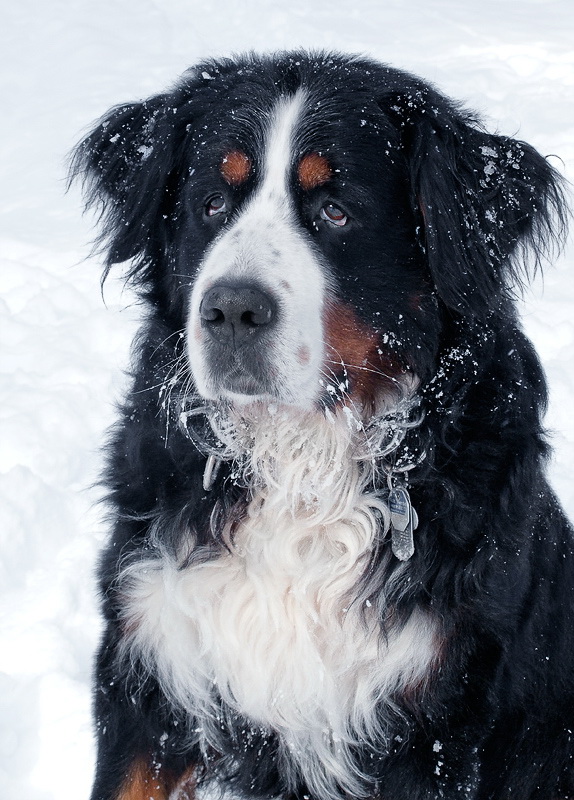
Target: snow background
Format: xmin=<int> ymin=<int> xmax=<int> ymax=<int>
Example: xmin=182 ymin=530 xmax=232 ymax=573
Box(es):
xmin=1 ymin=1 xmax=573 ymax=798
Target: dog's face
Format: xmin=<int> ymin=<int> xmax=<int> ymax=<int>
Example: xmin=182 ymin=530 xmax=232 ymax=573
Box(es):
xmin=73 ymin=53 xmax=563 ymax=415
xmin=184 ymin=85 xmax=430 ymax=411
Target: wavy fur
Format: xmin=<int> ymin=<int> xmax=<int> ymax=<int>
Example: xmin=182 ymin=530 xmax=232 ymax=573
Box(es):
xmin=118 ymin=404 xmax=437 ymax=799
xmin=71 ymin=51 xmax=574 ymax=800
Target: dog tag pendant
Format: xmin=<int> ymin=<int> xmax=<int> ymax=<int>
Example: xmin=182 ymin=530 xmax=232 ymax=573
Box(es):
xmin=389 ymin=486 xmax=417 ymax=561
xmin=203 ymin=454 xmax=222 ymax=491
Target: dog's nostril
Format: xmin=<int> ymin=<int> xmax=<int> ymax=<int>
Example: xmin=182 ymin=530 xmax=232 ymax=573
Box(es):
xmin=241 ymin=310 xmax=258 ymax=328
xmin=241 ymin=305 xmax=273 ymax=327
xmin=202 ymin=305 xmax=225 ymax=323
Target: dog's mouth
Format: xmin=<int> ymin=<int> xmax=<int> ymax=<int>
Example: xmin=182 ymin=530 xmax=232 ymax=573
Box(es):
xmin=204 ymin=351 xmax=277 ymax=401
xmin=196 ymin=357 xmax=413 ymax=425
xmin=189 ymin=283 xmax=411 ymax=414
xmin=195 ymin=327 xmax=412 ymax=415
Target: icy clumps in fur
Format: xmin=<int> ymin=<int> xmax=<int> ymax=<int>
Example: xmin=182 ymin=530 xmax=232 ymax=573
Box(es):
xmin=118 ymin=403 xmax=438 ymax=800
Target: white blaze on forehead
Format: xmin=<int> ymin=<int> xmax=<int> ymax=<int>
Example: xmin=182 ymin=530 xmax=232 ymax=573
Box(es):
xmin=261 ymin=90 xmax=306 ymax=195
xmin=188 ymin=90 xmax=327 ymax=407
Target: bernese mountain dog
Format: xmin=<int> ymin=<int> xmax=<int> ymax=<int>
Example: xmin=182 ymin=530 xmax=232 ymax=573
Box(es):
xmin=71 ymin=51 xmax=574 ymax=800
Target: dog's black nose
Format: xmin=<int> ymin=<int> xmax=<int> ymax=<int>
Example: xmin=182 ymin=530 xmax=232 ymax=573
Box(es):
xmin=199 ymin=283 xmax=278 ymax=345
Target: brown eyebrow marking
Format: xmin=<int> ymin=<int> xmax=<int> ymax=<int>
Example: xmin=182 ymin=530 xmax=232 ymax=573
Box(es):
xmin=220 ymin=150 xmax=252 ymax=186
xmin=298 ymin=152 xmax=332 ymax=191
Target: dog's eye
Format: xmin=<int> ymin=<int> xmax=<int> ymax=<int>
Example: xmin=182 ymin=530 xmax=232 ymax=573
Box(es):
xmin=320 ymin=204 xmax=348 ymax=227
xmin=205 ymin=195 xmax=227 ymax=217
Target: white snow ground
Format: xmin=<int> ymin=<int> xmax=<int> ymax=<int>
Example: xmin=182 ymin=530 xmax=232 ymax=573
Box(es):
xmin=1 ymin=2 xmax=573 ymax=798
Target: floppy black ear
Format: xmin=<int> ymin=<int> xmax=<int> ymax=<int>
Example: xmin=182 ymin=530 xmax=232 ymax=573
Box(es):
xmin=391 ymin=88 xmax=568 ymax=316
xmin=69 ymin=95 xmax=180 ymax=283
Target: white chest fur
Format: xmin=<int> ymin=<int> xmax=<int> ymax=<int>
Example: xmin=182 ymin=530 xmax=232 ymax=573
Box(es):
xmin=119 ymin=407 xmax=438 ymax=798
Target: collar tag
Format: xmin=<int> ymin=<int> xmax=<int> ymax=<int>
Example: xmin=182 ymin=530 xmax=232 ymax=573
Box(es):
xmin=203 ymin=453 xmax=222 ymax=491
xmin=389 ymin=485 xmax=418 ymax=561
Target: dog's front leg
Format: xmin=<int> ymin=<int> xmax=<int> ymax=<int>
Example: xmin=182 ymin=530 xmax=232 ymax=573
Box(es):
xmin=89 ymin=625 xmax=197 ymax=800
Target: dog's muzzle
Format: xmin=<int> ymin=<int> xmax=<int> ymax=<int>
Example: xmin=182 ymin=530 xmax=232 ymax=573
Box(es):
xmin=198 ymin=281 xmax=279 ymax=398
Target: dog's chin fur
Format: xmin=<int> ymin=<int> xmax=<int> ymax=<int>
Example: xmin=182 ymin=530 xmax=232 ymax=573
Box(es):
xmin=197 ymin=382 xmax=417 ymax=467
xmin=118 ymin=400 xmax=438 ymax=799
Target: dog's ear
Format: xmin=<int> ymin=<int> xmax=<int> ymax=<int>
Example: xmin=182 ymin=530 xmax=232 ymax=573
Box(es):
xmin=387 ymin=87 xmax=568 ymax=317
xmin=69 ymin=96 xmax=181 ymax=283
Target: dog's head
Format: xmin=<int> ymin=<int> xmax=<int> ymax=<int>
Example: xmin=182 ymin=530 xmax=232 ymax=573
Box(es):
xmin=71 ymin=52 xmax=566 ymax=414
